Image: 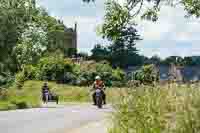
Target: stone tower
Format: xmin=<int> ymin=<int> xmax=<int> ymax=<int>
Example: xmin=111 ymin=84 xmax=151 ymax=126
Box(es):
xmin=169 ymin=63 xmax=183 ymax=82
xmin=64 ymin=22 xmax=77 ymax=56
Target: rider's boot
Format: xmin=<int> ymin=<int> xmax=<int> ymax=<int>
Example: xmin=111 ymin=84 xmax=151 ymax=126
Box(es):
xmin=92 ymin=93 xmax=96 ymax=105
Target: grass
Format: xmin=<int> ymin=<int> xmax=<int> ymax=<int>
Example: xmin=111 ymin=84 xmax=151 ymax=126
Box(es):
xmin=108 ymin=83 xmax=200 ymax=133
xmin=0 ymin=80 xmax=120 ymax=111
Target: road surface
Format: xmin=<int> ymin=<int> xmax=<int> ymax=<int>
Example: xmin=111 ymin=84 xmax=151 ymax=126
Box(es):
xmin=0 ymin=104 xmax=112 ymax=133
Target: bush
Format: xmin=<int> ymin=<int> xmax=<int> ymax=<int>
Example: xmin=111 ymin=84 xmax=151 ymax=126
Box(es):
xmin=0 ymin=88 xmax=9 ymax=100
xmin=133 ymin=64 xmax=159 ymax=85
xmin=0 ymin=72 xmax=15 ymax=88
xmin=10 ymin=100 xmax=29 ymax=109
xmin=77 ymin=61 xmax=125 ymax=87
xmin=15 ymin=72 xmax=27 ymax=88
xmin=112 ymin=68 xmax=126 ymax=81
xmin=23 ymin=65 xmax=37 ymax=80
xmin=0 ymin=75 xmax=6 ymax=86
xmin=14 ymin=56 xmax=126 ymax=87
xmin=36 ymin=54 xmax=73 ymax=81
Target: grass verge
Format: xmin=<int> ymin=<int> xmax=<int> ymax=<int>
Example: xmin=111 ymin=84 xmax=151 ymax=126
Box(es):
xmin=109 ymin=83 xmax=200 ymax=133
xmin=0 ymin=80 xmax=120 ymax=111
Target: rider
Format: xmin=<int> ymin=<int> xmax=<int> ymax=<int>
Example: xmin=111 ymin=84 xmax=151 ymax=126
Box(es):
xmin=92 ymin=76 xmax=106 ymax=105
xmin=41 ymin=82 xmax=50 ymax=103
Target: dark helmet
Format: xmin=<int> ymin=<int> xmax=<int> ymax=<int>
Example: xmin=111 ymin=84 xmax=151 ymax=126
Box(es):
xmin=44 ymin=82 xmax=48 ymax=86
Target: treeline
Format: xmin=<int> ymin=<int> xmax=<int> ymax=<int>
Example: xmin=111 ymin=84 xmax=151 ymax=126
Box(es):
xmin=89 ymin=44 xmax=200 ymax=67
xmin=146 ymin=55 xmax=200 ymax=66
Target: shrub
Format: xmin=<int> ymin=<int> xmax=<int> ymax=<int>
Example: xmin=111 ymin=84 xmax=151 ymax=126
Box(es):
xmin=34 ymin=54 xmax=75 ymax=83
xmin=14 ymin=56 xmax=126 ymax=87
xmin=0 ymin=75 xmax=6 ymax=86
xmin=0 ymin=88 xmax=9 ymax=100
xmin=10 ymin=100 xmax=29 ymax=109
xmin=0 ymin=72 xmax=15 ymax=88
xmin=15 ymin=72 xmax=27 ymax=88
xmin=112 ymin=67 xmax=126 ymax=81
xmin=23 ymin=65 xmax=37 ymax=80
xmin=133 ymin=64 xmax=159 ymax=85
xmin=77 ymin=61 xmax=125 ymax=87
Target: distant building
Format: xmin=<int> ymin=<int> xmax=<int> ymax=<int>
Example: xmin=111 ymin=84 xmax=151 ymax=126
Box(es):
xmin=64 ymin=23 xmax=77 ymax=56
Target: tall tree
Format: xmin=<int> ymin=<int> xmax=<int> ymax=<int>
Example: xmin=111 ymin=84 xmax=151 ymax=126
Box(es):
xmin=0 ymin=0 xmax=36 ymax=72
xmin=99 ymin=0 xmax=141 ymax=68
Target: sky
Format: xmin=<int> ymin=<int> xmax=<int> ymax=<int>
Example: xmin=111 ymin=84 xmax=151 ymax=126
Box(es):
xmin=38 ymin=0 xmax=200 ymax=59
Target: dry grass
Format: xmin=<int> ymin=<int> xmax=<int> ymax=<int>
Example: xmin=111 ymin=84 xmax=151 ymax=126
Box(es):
xmin=109 ymin=83 xmax=200 ymax=133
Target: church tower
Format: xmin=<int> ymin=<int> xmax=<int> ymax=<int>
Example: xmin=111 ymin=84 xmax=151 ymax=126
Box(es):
xmin=74 ymin=22 xmax=77 ymax=50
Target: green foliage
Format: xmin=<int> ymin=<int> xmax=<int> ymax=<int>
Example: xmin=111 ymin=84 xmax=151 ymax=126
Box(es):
xmin=98 ymin=0 xmax=141 ymax=68
xmin=15 ymin=72 xmax=27 ymax=88
xmin=35 ymin=9 xmax=73 ymax=56
xmin=0 ymin=72 xmax=15 ymax=87
xmin=101 ymin=0 xmax=131 ymax=41
xmin=134 ymin=64 xmax=159 ymax=85
xmin=14 ymin=22 xmax=48 ymax=69
xmin=183 ymin=0 xmax=200 ymax=17
xmin=90 ymin=44 xmax=110 ymax=61
xmin=10 ymin=100 xmax=29 ymax=109
xmin=76 ymin=61 xmax=126 ymax=86
xmin=0 ymin=0 xmax=34 ymax=58
xmin=12 ymin=49 xmax=126 ymax=87
xmin=35 ymin=53 xmax=74 ymax=83
xmin=112 ymin=67 xmax=126 ymax=81
xmin=0 ymin=88 xmax=9 ymax=100
xmin=0 ymin=0 xmax=75 ymax=75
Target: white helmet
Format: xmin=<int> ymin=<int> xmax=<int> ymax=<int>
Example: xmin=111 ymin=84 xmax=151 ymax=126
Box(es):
xmin=95 ymin=76 xmax=101 ymax=80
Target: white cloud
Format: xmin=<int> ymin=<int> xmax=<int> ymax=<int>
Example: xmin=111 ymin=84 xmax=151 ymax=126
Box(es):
xmin=38 ymin=0 xmax=200 ymax=58
xmin=137 ymin=5 xmax=200 ymax=58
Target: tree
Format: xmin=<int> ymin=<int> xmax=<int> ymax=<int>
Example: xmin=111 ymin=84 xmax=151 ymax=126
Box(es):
xmin=184 ymin=56 xmax=194 ymax=66
xmin=0 ymin=0 xmax=37 ymax=72
xmin=149 ymin=55 xmax=162 ymax=65
xmin=163 ymin=56 xmax=184 ymax=66
xmin=99 ymin=0 xmax=141 ymax=68
xmin=91 ymin=44 xmax=110 ymax=61
xmin=184 ymin=56 xmax=200 ymax=66
xmin=34 ymin=8 xmax=71 ymax=56
xmin=0 ymin=0 xmax=74 ymax=72
xmin=13 ymin=22 xmax=48 ymax=70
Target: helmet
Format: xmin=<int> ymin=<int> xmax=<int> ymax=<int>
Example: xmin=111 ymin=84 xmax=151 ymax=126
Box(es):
xmin=95 ymin=76 xmax=101 ymax=80
xmin=44 ymin=82 xmax=48 ymax=86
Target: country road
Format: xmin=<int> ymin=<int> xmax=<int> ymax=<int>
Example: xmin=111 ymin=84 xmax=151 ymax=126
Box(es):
xmin=0 ymin=104 xmax=112 ymax=133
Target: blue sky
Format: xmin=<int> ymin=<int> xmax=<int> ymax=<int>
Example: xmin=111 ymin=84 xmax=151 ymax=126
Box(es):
xmin=37 ymin=0 xmax=200 ymax=59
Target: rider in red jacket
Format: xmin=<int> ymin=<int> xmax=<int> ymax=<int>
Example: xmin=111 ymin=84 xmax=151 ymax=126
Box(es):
xmin=92 ymin=76 xmax=106 ymax=105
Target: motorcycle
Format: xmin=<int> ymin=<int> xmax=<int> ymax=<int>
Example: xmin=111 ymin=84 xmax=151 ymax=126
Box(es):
xmin=43 ymin=92 xmax=49 ymax=104
xmin=95 ymin=88 xmax=103 ymax=109
xmin=42 ymin=91 xmax=59 ymax=104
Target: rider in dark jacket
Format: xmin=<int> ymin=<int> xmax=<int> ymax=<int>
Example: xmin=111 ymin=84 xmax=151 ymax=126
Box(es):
xmin=42 ymin=82 xmax=50 ymax=102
